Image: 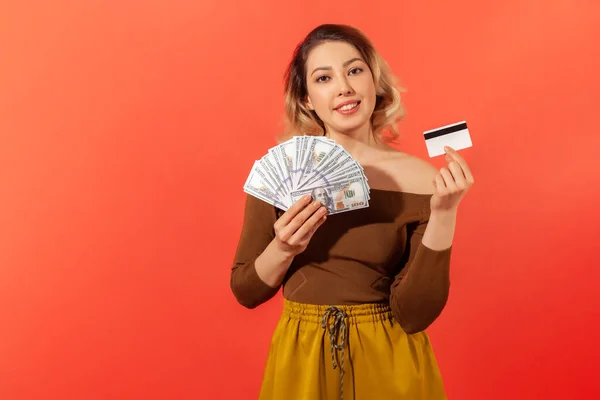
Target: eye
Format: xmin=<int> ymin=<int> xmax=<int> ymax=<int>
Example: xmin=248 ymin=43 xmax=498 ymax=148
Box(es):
xmin=316 ymin=75 xmax=330 ymax=83
xmin=349 ymin=67 xmax=363 ymax=75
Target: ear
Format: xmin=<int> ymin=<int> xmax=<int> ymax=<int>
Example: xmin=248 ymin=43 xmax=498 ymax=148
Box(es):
xmin=305 ymin=95 xmax=315 ymax=111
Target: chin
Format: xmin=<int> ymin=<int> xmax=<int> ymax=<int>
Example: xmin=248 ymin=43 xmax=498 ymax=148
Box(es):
xmin=335 ymin=118 xmax=371 ymax=135
xmin=338 ymin=125 xmax=365 ymax=135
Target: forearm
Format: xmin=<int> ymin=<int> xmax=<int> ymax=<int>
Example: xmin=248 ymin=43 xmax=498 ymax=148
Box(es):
xmin=390 ymin=211 xmax=455 ymax=333
xmin=390 ymin=244 xmax=451 ymax=333
xmin=254 ymin=240 xmax=295 ymax=287
xmin=421 ymin=209 xmax=457 ymax=250
xmin=230 ymin=239 xmax=294 ymax=309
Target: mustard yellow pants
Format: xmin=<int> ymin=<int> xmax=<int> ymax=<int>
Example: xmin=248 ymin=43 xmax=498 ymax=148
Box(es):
xmin=258 ymin=299 xmax=447 ymax=400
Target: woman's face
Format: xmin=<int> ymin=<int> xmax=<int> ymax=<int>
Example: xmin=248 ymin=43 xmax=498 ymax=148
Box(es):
xmin=304 ymin=41 xmax=377 ymax=136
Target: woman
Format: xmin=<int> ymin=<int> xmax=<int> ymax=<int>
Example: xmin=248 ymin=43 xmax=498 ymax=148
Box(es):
xmin=231 ymin=24 xmax=474 ymax=400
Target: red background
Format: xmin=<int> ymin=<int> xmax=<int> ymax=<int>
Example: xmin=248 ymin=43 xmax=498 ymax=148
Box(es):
xmin=1 ymin=0 xmax=599 ymax=399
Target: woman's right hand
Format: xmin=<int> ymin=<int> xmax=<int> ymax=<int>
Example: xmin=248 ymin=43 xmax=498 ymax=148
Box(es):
xmin=273 ymin=194 xmax=328 ymax=258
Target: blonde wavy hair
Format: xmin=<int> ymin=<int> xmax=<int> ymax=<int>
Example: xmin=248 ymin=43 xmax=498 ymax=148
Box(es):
xmin=279 ymin=24 xmax=406 ymax=143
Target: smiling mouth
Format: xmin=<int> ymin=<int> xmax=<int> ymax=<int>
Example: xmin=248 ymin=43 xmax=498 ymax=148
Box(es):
xmin=338 ymin=102 xmax=359 ymax=111
xmin=335 ymin=101 xmax=361 ymax=114
xmin=336 ymin=101 xmax=360 ymax=111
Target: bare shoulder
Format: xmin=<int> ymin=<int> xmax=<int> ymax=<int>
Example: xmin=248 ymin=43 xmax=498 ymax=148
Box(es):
xmin=364 ymin=144 xmax=438 ymax=194
xmin=397 ymin=154 xmax=438 ymax=194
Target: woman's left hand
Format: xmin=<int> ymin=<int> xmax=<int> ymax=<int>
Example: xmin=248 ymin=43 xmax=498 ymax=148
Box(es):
xmin=430 ymin=146 xmax=475 ymax=213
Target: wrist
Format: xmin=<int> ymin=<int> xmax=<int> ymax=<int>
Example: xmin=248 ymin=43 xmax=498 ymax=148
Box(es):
xmin=430 ymin=208 xmax=458 ymax=222
xmin=254 ymin=241 xmax=295 ymax=288
xmin=268 ymin=240 xmax=296 ymax=264
xmin=422 ymin=209 xmax=457 ymax=251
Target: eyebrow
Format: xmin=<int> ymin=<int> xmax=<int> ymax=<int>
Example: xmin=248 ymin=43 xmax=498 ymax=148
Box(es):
xmin=310 ymin=57 xmax=365 ymax=77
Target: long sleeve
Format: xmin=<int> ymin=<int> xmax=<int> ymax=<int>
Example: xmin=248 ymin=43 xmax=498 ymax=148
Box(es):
xmin=230 ymin=194 xmax=281 ymax=308
xmin=389 ymin=206 xmax=452 ymax=334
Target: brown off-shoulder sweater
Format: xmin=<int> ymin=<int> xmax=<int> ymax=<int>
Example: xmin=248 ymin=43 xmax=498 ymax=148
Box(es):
xmin=230 ymin=189 xmax=452 ymax=334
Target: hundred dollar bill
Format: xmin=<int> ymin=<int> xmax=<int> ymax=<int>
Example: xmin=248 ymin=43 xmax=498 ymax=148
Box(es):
xmin=268 ymin=147 xmax=290 ymax=192
xmin=324 ymin=162 xmax=370 ymax=200
xmin=278 ymin=138 xmax=296 ymax=191
xmin=243 ymin=136 xmax=370 ymax=213
xmin=250 ymin=162 xmax=288 ymax=204
xmin=295 ymin=136 xmax=311 ymax=184
xmin=243 ymin=162 xmax=289 ymax=210
xmin=244 ymin=187 xmax=288 ymax=211
xmin=303 ymin=167 xmax=371 ymax=202
xmin=289 ymin=176 xmax=369 ymax=215
xmin=262 ymin=153 xmax=288 ymax=196
xmin=297 ymin=147 xmax=353 ymax=190
xmin=325 ymin=161 xmax=361 ymax=181
xmin=296 ymin=137 xmax=337 ymax=188
xmin=290 ymin=137 xmax=302 ymax=186
xmin=318 ymin=169 xmax=366 ymax=187
xmin=293 ymin=136 xmax=311 ymax=187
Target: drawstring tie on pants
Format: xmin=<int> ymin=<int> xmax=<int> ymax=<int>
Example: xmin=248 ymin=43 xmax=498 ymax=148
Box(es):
xmin=321 ymin=306 xmax=348 ymax=400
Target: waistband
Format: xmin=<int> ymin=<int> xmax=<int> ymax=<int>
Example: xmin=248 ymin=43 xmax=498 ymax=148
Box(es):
xmin=282 ymin=298 xmax=394 ymax=324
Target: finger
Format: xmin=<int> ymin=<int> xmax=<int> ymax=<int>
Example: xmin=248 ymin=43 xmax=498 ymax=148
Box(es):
xmin=444 ymin=146 xmax=474 ymax=183
xmin=439 ymin=168 xmax=457 ymax=191
xmin=281 ymin=200 xmax=323 ymax=241
xmin=276 ymin=194 xmax=313 ymax=227
xmin=289 ymin=206 xmax=327 ymax=244
xmin=434 ymin=174 xmax=446 ymax=192
xmin=447 ymin=161 xmax=467 ymax=188
xmin=300 ymin=214 xmax=327 ymax=242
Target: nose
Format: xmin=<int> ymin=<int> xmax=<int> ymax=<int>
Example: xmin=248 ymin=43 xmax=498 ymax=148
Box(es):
xmin=338 ymin=76 xmax=355 ymax=96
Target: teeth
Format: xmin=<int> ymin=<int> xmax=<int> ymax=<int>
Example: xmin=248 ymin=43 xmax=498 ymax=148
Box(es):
xmin=339 ymin=102 xmax=358 ymax=111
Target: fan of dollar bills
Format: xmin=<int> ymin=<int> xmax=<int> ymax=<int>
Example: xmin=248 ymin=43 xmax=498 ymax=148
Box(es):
xmin=243 ymin=136 xmax=370 ymax=215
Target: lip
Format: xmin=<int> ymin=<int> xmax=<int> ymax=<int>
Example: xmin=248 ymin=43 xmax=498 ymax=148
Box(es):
xmin=334 ymin=100 xmax=361 ymax=115
xmin=334 ymin=100 xmax=361 ymax=110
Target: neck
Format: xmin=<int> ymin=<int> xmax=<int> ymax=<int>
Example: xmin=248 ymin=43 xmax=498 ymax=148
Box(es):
xmin=325 ymin=122 xmax=375 ymax=157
